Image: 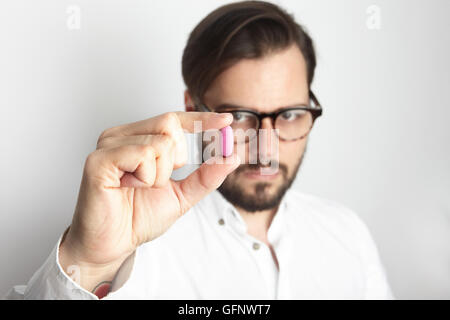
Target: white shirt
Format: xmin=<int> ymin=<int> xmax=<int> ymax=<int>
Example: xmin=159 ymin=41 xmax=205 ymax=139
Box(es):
xmin=5 ymin=189 xmax=394 ymax=299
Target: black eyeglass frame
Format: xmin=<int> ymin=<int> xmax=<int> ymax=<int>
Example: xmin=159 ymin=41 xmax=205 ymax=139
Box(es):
xmin=195 ymin=90 xmax=323 ymax=141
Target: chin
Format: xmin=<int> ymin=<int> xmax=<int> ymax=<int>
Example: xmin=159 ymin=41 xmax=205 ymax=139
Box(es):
xmin=244 ymin=180 xmax=281 ymax=198
xmin=218 ymin=159 xmax=300 ymax=212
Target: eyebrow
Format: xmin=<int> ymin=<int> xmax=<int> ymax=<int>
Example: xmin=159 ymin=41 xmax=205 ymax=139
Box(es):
xmin=213 ymin=101 xmax=310 ymax=112
xmin=213 ymin=103 xmax=246 ymax=111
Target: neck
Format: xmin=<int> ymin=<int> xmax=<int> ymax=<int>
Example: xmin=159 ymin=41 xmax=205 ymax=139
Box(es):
xmin=236 ymin=206 xmax=278 ymax=245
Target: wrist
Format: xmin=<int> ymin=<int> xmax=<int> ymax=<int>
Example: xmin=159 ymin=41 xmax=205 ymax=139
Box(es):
xmin=58 ymin=227 xmax=128 ymax=295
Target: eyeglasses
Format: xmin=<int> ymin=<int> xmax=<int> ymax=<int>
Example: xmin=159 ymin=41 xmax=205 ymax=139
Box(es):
xmin=196 ymin=90 xmax=322 ymax=142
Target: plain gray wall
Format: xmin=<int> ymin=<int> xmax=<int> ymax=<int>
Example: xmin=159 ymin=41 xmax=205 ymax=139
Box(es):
xmin=1 ymin=0 xmax=449 ymax=299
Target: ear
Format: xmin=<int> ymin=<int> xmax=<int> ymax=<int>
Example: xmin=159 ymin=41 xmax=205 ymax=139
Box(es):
xmin=184 ymin=89 xmax=195 ymax=112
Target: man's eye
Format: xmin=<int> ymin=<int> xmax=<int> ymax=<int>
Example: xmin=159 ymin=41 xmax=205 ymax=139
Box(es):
xmin=280 ymin=110 xmax=306 ymax=121
xmin=233 ymin=112 xmax=246 ymax=122
xmin=281 ymin=111 xmax=295 ymax=120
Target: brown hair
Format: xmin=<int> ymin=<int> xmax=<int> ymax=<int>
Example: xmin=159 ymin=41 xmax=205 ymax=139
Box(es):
xmin=182 ymin=0 xmax=316 ymax=106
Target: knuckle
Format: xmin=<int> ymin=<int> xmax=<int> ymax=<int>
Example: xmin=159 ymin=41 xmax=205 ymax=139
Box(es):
xmin=98 ymin=128 xmax=111 ymax=140
xmin=96 ymin=136 xmax=110 ymax=149
xmin=160 ymin=112 xmax=180 ymax=131
xmin=84 ymin=150 xmax=101 ymax=173
xmin=96 ymin=129 xmax=112 ymax=148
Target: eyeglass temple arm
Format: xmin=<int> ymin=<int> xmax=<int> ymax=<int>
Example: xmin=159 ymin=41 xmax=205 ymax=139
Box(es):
xmin=309 ymin=90 xmax=321 ymax=108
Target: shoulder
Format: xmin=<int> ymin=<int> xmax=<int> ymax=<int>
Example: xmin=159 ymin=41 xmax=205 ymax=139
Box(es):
xmin=284 ymin=189 xmax=373 ymax=244
xmin=286 ymin=189 xmax=360 ymax=220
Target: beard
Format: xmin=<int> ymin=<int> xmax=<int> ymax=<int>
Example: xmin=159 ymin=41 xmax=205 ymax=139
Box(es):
xmin=218 ymin=150 xmax=305 ymax=212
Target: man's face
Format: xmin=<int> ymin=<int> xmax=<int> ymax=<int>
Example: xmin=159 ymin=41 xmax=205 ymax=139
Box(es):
xmin=201 ymin=45 xmax=310 ymax=212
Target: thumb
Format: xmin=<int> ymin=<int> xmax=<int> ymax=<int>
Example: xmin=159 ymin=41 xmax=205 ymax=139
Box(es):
xmin=174 ymin=154 xmax=240 ymax=212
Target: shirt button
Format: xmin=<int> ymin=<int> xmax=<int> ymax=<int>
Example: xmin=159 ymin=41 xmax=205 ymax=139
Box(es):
xmin=252 ymin=242 xmax=260 ymax=250
xmin=218 ymin=218 xmax=225 ymax=226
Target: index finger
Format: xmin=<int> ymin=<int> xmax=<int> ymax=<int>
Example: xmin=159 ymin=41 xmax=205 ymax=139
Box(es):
xmin=103 ymin=111 xmax=233 ymax=138
xmin=175 ymin=111 xmax=233 ymax=133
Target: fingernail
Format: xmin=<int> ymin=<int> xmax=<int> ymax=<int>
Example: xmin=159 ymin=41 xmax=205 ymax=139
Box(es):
xmin=218 ymin=113 xmax=233 ymax=121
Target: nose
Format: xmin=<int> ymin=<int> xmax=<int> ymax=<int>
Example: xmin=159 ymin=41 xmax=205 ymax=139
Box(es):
xmin=258 ymin=117 xmax=276 ymax=164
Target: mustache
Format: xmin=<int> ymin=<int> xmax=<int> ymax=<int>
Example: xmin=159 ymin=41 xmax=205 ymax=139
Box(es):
xmin=234 ymin=161 xmax=288 ymax=177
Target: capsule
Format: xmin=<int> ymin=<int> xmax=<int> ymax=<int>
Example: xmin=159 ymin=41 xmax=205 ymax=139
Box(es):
xmin=220 ymin=126 xmax=234 ymax=157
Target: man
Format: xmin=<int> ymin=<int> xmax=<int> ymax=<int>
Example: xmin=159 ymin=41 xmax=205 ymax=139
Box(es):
xmin=6 ymin=0 xmax=393 ymax=299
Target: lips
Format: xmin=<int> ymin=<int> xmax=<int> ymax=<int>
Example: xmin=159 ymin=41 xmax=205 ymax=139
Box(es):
xmin=243 ymin=169 xmax=279 ymax=180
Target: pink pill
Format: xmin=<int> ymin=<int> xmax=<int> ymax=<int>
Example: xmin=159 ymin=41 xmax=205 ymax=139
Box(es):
xmin=220 ymin=126 xmax=234 ymax=157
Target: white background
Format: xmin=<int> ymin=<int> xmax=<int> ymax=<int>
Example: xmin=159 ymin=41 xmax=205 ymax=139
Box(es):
xmin=1 ymin=0 xmax=449 ymax=299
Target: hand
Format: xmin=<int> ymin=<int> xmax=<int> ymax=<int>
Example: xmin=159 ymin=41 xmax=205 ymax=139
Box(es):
xmin=59 ymin=111 xmax=239 ymax=287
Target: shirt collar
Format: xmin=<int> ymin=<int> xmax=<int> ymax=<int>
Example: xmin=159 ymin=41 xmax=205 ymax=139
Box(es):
xmin=201 ymin=189 xmax=292 ymax=236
